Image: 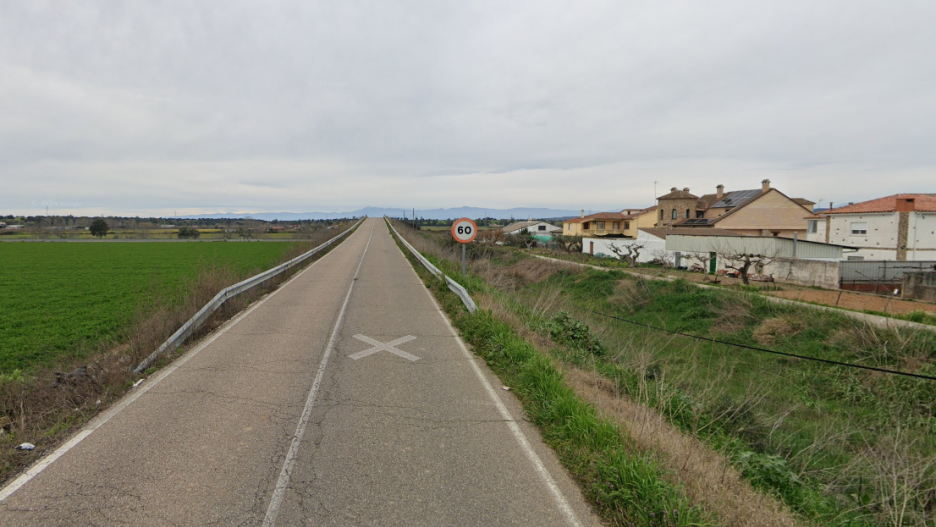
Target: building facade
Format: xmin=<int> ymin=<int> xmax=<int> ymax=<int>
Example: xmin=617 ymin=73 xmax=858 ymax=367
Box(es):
xmin=806 ymin=194 xmax=936 ymax=261
xmin=655 ymin=180 xmax=814 ymax=237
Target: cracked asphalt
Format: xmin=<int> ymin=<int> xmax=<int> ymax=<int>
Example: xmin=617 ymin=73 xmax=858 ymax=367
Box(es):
xmin=0 ymin=218 xmax=599 ymax=526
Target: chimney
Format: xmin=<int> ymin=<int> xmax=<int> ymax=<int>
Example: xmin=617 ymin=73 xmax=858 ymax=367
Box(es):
xmin=716 ymin=184 xmax=724 ymax=199
xmin=761 ymin=179 xmax=771 ymax=193
xmin=896 ymin=198 xmax=915 ymax=212
xmin=580 ymin=209 xmax=584 ymax=218
xmin=670 ymin=187 xmax=677 ymax=192
xmin=682 ymin=187 xmax=690 ymax=192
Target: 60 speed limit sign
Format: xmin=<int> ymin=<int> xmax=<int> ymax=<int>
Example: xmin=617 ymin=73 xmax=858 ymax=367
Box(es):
xmin=451 ymin=218 xmax=478 ymax=243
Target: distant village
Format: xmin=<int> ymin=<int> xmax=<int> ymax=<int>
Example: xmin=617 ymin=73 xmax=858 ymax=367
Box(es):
xmin=494 ymin=180 xmax=936 ymax=301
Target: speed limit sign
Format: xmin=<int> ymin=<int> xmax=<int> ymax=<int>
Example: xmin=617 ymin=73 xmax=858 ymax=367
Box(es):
xmin=451 ymin=218 xmax=478 ymax=243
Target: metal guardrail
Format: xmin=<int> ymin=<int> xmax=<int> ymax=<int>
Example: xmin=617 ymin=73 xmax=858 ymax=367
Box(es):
xmin=133 ymin=218 xmax=365 ymax=374
xmin=385 ymin=218 xmax=443 ymax=280
xmin=445 ymin=276 xmax=477 ymax=313
xmin=385 ymin=217 xmax=476 ymax=313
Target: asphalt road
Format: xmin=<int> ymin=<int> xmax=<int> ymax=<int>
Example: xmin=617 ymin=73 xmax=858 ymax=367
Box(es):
xmin=0 ymin=218 xmax=599 ymax=526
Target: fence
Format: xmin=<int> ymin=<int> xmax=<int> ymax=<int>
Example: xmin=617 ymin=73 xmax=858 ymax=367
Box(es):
xmin=133 ymin=218 xmax=365 ymax=374
xmin=839 ymin=260 xmax=936 ymax=294
xmin=385 ymin=218 xmax=477 ymax=314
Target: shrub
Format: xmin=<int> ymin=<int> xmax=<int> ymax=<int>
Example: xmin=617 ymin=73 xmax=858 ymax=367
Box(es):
xmin=177 ymin=226 xmax=201 ymax=239
xmin=544 ymin=311 xmax=606 ymax=356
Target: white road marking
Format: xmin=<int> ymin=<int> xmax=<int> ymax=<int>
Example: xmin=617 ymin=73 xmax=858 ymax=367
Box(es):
xmin=397 ymin=234 xmax=584 ymax=527
xmin=0 ymin=231 xmax=352 ymax=503
xmin=262 ymin=221 xmax=375 ymax=527
xmin=349 ymin=334 xmax=419 ymax=361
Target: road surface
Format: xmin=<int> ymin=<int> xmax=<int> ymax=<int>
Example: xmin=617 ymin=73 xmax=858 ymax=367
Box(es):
xmin=0 ymin=218 xmax=598 ymax=526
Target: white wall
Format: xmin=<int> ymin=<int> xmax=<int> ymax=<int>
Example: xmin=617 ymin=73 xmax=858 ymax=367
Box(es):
xmin=910 ymin=213 xmax=936 ymax=261
xmin=817 ymin=212 xmax=936 ymax=261
xmin=582 ymin=235 xmax=671 ymax=263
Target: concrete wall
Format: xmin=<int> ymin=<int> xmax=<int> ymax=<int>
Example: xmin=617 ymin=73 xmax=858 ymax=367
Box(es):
xmin=764 ymin=257 xmax=840 ymax=289
xmin=903 ymin=271 xmax=936 ymax=302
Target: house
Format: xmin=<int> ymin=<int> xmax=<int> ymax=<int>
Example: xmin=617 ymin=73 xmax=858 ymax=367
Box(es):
xmin=655 ymin=180 xmax=815 ymax=237
xmin=501 ymin=220 xmax=561 ymax=237
xmin=805 ymin=194 xmax=936 ymax=261
xmin=562 ymin=206 xmax=656 ymax=238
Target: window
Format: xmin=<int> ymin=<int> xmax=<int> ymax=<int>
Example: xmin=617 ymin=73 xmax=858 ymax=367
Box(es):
xmin=538 ymin=225 xmax=546 ymax=231
xmin=671 ymin=209 xmax=677 ymax=220
xmin=685 ymin=209 xmax=690 ymax=218
xmin=612 ymin=222 xmax=619 ymax=230
xmin=807 ymin=220 xmax=818 ymax=234
xmin=850 ymin=222 xmax=867 ymax=235
xmin=696 ymin=211 xmax=704 ymax=218
xmin=596 ymin=221 xmax=605 ymax=229
xmin=624 ymin=221 xmax=630 ymax=229
xmin=659 ymin=209 xmax=663 ymax=220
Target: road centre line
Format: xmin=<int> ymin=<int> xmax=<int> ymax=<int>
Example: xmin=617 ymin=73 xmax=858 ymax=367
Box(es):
xmin=0 ymin=226 xmax=359 ymax=504
xmin=262 ymin=221 xmax=375 ymax=527
xmin=400 ymin=242 xmax=583 ymax=526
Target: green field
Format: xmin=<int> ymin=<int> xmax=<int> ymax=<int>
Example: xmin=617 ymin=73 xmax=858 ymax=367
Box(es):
xmin=0 ymin=242 xmax=302 ymax=372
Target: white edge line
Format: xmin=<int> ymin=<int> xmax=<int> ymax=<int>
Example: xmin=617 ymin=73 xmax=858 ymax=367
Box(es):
xmin=262 ymin=221 xmax=375 ymax=527
xmin=0 ymin=228 xmax=359 ymax=504
xmin=390 ymin=224 xmax=583 ymax=527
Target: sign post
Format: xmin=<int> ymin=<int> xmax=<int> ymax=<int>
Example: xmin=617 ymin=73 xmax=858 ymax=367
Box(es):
xmin=451 ymin=218 xmax=478 ymax=277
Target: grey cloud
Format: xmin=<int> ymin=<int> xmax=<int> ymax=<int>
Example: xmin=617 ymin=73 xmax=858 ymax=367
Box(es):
xmin=1 ymin=0 xmax=934 ymax=215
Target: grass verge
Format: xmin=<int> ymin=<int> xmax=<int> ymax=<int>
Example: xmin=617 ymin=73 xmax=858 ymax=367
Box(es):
xmin=387 ymin=219 xmax=712 ymax=526
xmin=390 ymin=220 xmax=936 ymax=526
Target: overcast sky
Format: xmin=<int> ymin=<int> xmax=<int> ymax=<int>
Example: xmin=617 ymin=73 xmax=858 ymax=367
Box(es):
xmin=1 ymin=1 xmax=934 ymax=216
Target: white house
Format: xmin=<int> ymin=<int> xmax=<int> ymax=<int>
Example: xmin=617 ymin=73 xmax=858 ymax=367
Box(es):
xmin=501 ymin=220 xmax=561 ymax=237
xmin=806 ymin=194 xmax=936 ymax=260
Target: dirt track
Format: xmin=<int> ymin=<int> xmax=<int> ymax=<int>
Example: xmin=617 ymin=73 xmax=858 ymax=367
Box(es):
xmin=764 ymin=289 xmax=936 ymax=316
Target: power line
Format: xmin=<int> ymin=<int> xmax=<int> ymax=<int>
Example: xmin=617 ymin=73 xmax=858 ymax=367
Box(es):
xmin=585 ymin=309 xmax=936 ymax=382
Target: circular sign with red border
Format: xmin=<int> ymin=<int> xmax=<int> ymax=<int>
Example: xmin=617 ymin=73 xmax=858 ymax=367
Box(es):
xmin=451 ymin=218 xmax=478 ymax=243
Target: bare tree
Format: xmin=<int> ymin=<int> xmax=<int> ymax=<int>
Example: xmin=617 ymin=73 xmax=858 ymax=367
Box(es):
xmin=651 ymin=249 xmax=674 ymax=269
xmin=714 ymin=246 xmax=776 ymax=285
xmin=608 ymin=240 xmax=646 ymax=267
xmin=553 ymin=235 xmax=583 ymax=253
xmin=476 ymin=229 xmax=505 ymax=246
xmin=686 ymin=251 xmax=714 ymax=274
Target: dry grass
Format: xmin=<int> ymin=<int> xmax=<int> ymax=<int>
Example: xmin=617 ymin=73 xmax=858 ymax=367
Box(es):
xmin=471 ymin=257 xmax=578 ymax=292
xmin=474 ymin=285 xmax=801 ymax=527
xmin=827 ymin=319 xmax=922 ymax=366
xmin=564 ymin=367 xmax=802 ymax=527
xmin=753 ymin=317 xmax=806 ymax=346
xmin=712 ymin=294 xmax=757 ymax=334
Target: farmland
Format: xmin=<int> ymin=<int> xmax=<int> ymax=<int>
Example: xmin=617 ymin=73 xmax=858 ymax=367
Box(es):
xmin=0 ymin=242 xmax=303 ymax=372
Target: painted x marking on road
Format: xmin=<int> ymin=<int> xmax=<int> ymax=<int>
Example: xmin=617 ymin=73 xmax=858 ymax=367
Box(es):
xmin=349 ymin=334 xmax=419 ymax=361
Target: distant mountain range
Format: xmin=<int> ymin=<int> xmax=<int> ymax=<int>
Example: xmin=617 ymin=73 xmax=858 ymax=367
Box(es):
xmin=183 ymin=206 xmax=585 ymax=221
